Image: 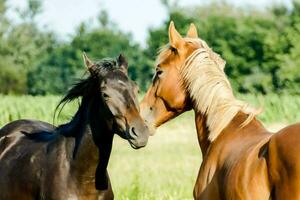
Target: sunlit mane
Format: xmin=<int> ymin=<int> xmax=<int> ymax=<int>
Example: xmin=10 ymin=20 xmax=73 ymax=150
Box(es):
xmin=180 ymin=39 xmax=260 ymax=141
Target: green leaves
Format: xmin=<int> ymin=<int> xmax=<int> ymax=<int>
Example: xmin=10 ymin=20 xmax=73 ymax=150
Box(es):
xmin=0 ymin=0 xmax=299 ymax=95
xmin=27 ymin=10 xmax=153 ymax=95
xmin=146 ymin=2 xmax=300 ymax=94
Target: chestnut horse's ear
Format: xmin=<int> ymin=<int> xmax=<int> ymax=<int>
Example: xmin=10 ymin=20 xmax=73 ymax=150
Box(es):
xmin=169 ymin=21 xmax=183 ymax=49
xmin=83 ymin=52 xmax=96 ymax=74
xmin=117 ymin=54 xmax=128 ymax=74
xmin=186 ymin=23 xmax=198 ymax=38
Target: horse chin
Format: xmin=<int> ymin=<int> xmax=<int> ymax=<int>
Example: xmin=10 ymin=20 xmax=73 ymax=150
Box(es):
xmin=127 ymin=139 xmax=146 ymax=149
xmin=128 ymin=140 xmax=142 ymax=149
xmin=118 ymin=130 xmax=146 ymax=149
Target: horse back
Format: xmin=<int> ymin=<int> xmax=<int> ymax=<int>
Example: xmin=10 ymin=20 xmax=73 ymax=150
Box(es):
xmin=269 ymin=123 xmax=300 ymax=167
xmin=0 ymin=119 xmax=55 ymax=137
xmin=0 ymin=119 xmax=56 ymax=158
xmin=0 ymin=120 xmax=75 ymax=199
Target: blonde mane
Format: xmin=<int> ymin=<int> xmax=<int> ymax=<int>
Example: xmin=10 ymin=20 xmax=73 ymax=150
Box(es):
xmin=181 ymin=39 xmax=260 ymax=141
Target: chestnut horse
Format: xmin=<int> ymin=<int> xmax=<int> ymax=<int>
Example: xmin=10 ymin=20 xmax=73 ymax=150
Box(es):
xmin=0 ymin=54 xmax=149 ymax=200
xmin=141 ymin=21 xmax=300 ymax=199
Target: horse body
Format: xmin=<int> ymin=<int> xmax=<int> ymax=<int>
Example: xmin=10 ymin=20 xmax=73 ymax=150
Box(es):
xmin=194 ymin=117 xmax=300 ymax=200
xmin=0 ymin=54 xmax=149 ymax=200
xmin=194 ymin=113 xmax=271 ymax=199
xmin=140 ymin=22 xmax=300 ymax=199
xmin=0 ymin=118 xmax=112 ymax=200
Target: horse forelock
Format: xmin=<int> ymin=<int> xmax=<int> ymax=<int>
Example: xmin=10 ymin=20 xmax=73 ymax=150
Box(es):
xmin=156 ymin=38 xmax=226 ymax=69
xmin=55 ymin=58 xmax=124 ymax=118
xmin=180 ymin=44 xmax=260 ymax=141
xmin=93 ymin=58 xmax=119 ymax=76
xmin=156 ymin=44 xmax=173 ymax=66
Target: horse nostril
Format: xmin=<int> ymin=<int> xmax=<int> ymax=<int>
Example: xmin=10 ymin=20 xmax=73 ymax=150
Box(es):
xmin=131 ymin=127 xmax=138 ymax=137
xmin=150 ymin=107 xmax=153 ymax=111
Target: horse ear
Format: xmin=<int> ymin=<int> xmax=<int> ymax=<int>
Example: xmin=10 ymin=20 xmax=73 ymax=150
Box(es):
xmin=169 ymin=21 xmax=183 ymax=49
xmin=186 ymin=23 xmax=198 ymax=38
xmin=117 ymin=54 xmax=128 ymax=74
xmin=82 ymin=52 xmax=96 ymax=74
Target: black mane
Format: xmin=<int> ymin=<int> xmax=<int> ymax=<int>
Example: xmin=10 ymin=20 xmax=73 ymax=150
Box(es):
xmin=24 ymin=58 xmax=120 ymax=158
xmin=56 ymin=58 xmax=119 ymax=110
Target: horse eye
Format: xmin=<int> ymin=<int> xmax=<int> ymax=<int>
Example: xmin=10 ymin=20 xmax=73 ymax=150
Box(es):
xmin=157 ymin=70 xmax=163 ymax=76
xmin=102 ymin=93 xmax=109 ymax=98
xmin=170 ymin=47 xmax=178 ymax=53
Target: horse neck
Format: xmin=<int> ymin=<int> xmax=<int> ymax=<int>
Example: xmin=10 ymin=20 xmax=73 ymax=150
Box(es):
xmin=182 ymin=49 xmax=261 ymax=152
xmin=58 ymin=98 xmax=95 ymax=178
xmin=194 ymin=109 xmax=268 ymax=156
xmin=86 ymin=96 xmax=114 ymax=190
xmin=194 ymin=111 xmax=210 ymax=156
xmin=68 ymin=96 xmax=114 ymax=192
xmin=69 ymin=129 xmax=99 ymax=186
xmin=188 ymin=79 xmax=249 ymax=154
xmin=191 ymin=92 xmax=241 ymax=153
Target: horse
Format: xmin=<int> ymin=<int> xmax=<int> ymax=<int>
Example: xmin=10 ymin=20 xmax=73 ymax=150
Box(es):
xmin=0 ymin=53 xmax=150 ymax=200
xmin=140 ymin=21 xmax=300 ymax=199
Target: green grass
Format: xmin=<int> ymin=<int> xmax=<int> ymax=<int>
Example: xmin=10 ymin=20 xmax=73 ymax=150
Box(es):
xmin=0 ymin=95 xmax=77 ymax=126
xmin=0 ymin=94 xmax=300 ymax=199
xmin=238 ymin=94 xmax=300 ymax=124
xmin=109 ymin=112 xmax=199 ymax=199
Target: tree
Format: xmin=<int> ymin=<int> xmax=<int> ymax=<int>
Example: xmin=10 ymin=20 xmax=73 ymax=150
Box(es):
xmin=274 ymin=1 xmax=300 ymax=94
xmin=28 ymin=10 xmax=153 ymax=95
xmin=0 ymin=0 xmax=55 ymax=94
xmin=145 ymin=1 xmax=300 ymax=94
xmin=1 ymin=0 xmax=299 ymax=95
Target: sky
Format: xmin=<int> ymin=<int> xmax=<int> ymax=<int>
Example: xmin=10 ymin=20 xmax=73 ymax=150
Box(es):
xmin=8 ymin=0 xmax=292 ymax=46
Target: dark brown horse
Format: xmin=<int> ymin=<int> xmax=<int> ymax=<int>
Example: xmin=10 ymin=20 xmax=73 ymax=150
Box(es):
xmin=0 ymin=54 xmax=149 ymax=200
xmin=141 ymin=21 xmax=300 ymax=199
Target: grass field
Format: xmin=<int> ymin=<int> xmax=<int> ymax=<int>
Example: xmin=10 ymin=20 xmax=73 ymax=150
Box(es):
xmin=1 ymin=94 xmax=300 ymax=199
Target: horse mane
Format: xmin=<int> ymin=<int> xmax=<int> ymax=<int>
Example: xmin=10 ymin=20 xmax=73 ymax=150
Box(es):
xmin=23 ymin=77 xmax=99 ymax=158
xmin=25 ymin=58 xmax=118 ymax=158
xmin=55 ymin=57 xmax=118 ymax=113
xmin=180 ymin=39 xmax=260 ymax=141
xmin=156 ymin=44 xmax=173 ymax=65
xmin=54 ymin=77 xmax=96 ymax=118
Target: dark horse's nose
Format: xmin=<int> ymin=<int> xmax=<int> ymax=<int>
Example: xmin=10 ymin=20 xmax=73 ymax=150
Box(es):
xmin=128 ymin=123 xmax=149 ymax=149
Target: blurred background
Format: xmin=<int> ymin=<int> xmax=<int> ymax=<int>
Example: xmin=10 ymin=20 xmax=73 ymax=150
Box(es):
xmin=0 ymin=0 xmax=300 ymax=199
xmin=0 ymin=0 xmax=299 ymax=95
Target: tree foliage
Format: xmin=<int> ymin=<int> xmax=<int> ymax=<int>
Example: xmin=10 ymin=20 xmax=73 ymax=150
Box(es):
xmin=0 ymin=0 xmax=299 ymax=95
xmin=146 ymin=2 xmax=300 ymax=94
xmin=27 ymin=12 xmax=153 ymax=95
xmin=0 ymin=0 xmax=55 ymax=94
